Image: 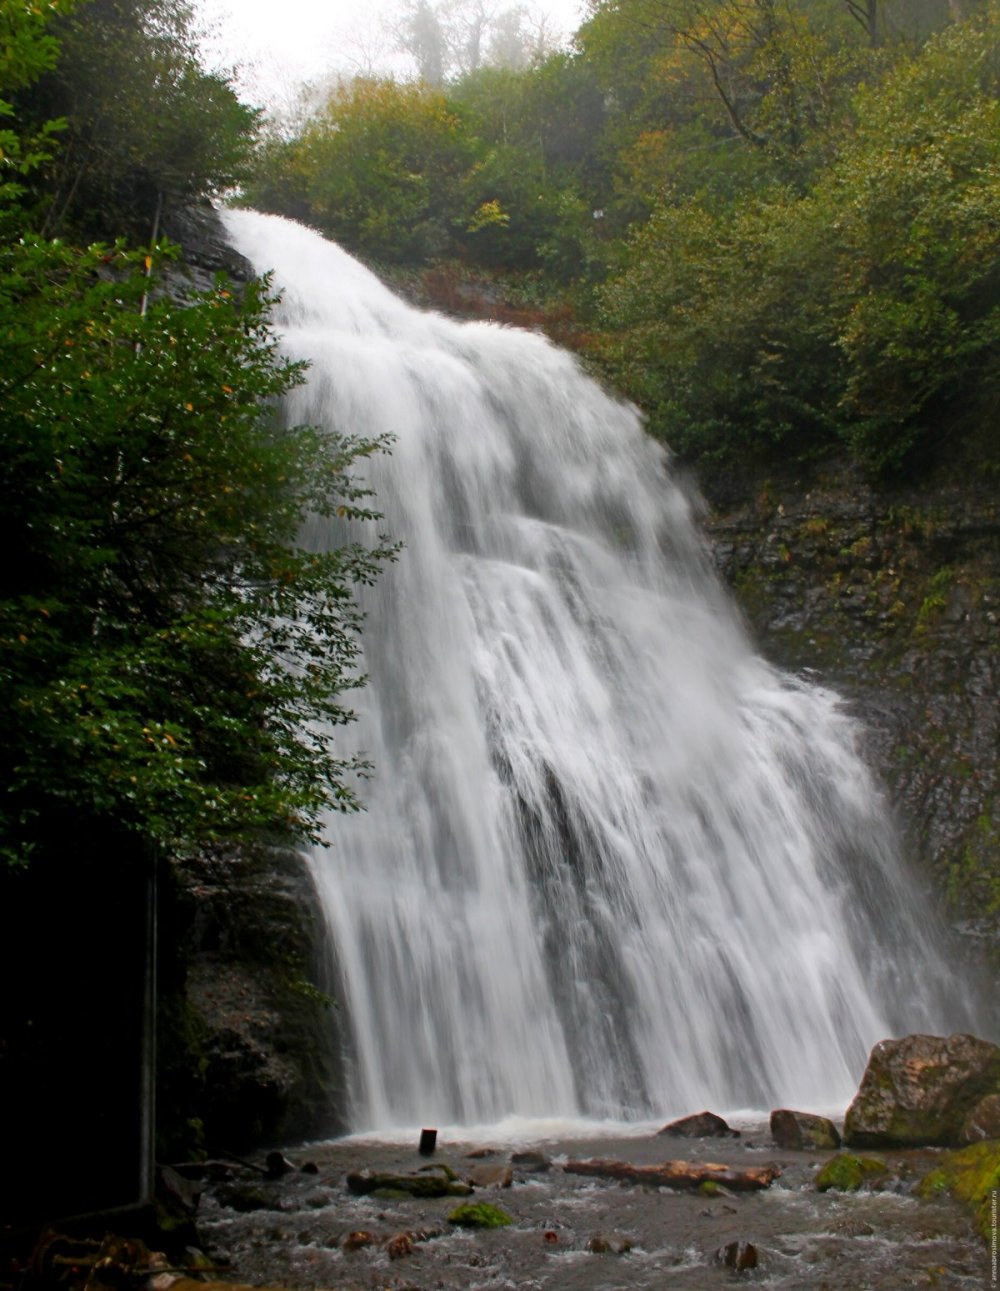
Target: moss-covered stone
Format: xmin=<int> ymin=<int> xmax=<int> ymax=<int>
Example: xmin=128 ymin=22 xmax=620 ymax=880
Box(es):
xmin=348 ymin=1166 xmax=472 ymax=1199
xmin=815 ymin=1153 xmax=888 ymax=1192
xmin=844 ymin=1034 xmax=1000 ymax=1148
xmin=915 ymin=1141 xmax=1000 ymax=1242
xmin=447 ymin=1202 xmax=514 ymax=1228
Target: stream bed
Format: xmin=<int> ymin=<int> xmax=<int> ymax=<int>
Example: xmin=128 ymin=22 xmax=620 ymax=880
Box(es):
xmin=197 ymin=1122 xmax=989 ymax=1289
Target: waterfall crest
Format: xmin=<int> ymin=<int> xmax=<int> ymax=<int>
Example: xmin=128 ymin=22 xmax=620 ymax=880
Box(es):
xmin=224 ymin=209 xmax=967 ymax=1131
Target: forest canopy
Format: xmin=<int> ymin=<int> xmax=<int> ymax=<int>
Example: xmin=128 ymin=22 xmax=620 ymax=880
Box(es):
xmin=245 ymin=0 xmax=1000 ymax=480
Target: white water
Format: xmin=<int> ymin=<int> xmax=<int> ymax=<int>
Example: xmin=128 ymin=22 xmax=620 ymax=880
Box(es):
xmin=224 ymin=209 xmax=966 ymax=1132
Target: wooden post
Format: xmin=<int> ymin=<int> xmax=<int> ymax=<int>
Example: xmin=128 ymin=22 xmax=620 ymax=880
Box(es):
xmin=418 ymin=1128 xmax=437 ymax=1156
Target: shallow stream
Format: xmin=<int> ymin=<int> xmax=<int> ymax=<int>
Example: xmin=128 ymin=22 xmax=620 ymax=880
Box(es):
xmin=198 ymin=1122 xmax=989 ymax=1289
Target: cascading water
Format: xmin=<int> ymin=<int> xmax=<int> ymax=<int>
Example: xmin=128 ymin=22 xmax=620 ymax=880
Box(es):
xmin=224 ymin=209 xmax=970 ymax=1132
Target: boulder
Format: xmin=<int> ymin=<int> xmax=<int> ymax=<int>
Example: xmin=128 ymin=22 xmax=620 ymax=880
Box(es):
xmin=658 ymin=1111 xmax=740 ymax=1138
xmin=769 ymin=1108 xmax=841 ymax=1151
xmin=960 ymin=1092 xmax=1000 ymax=1144
xmin=346 ymin=1164 xmax=472 ymax=1198
xmin=844 ymin=1033 xmax=1000 ymax=1148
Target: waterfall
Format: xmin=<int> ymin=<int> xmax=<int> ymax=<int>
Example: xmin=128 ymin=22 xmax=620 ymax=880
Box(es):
xmin=223 ymin=209 xmax=967 ymax=1132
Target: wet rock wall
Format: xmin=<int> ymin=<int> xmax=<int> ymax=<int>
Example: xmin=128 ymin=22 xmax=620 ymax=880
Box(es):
xmin=704 ymin=465 xmax=1000 ymax=990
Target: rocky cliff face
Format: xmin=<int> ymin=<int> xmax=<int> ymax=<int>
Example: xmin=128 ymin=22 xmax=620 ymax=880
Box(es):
xmin=704 ymin=464 xmax=999 ymax=997
xmin=157 ymin=842 xmax=349 ymax=1159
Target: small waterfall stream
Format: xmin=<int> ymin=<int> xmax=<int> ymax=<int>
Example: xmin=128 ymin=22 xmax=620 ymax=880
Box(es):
xmin=224 ymin=209 xmax=967 ymax=1132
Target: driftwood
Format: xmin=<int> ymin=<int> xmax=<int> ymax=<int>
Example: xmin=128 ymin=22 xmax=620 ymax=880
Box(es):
xmin=563 ymin=1158 xmax=781 ymax=1191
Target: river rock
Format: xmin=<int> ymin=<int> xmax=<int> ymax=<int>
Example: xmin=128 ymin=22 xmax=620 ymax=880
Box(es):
xmin=213 ymin=1182 xmax=276 ymax=1212
xmin=815 ymin=1153 xmax=888 ymax=1192
xmin=587 ymin=1233 xmax=633 ymax=1254
xmin=346 ymin=1165 xmax=472 ymax=1198
xmin=264 ymin=1151 xmax=295 ymax=1178
xmin=465 ymin=1163 xmax=514 ymax=1188
xmin=769 ymin=1108 xmax=841 ymax=1151
xmin=511 ymin=1150 xmax=551 ymax=1172
xmin=342 ymin=1230 xmax=377 ymax=1252
xmin=447 ymin=1202 xmax=513 ymax=1228
xmin=959 ymin=1092 xmax=1000 ymax=1143
xmin=844 ymin=1033 xmax=1000 ymax=1148
xmin=386 ymin=1233 xmax=413 ymax=1259
xmin=715 ymin=1240 xmax=759 ymax=1271
xmin=658 ymin=1111 xmax=740 ymax=1138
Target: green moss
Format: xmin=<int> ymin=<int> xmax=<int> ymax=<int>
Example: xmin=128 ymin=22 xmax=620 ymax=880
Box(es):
xmin=916 ymin=567 xmax=955 ymax=628
xmin=420 ymin=1161 xmax=459 ymax=1181
xmin=816 ymin=1153 xmax=888 ymax=1192
xmin=917 ymin=1142 xmax=1000 ymax=1242
xmin=447 ymin=1202 xmax=514 ymax=1228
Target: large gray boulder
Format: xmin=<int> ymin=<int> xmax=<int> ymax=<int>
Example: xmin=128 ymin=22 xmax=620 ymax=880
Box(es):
xmin=844 ymin=1033 xmax=1000 ymax=1148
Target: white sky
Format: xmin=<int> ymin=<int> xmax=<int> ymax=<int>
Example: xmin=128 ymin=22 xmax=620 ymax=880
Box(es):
xmin=194 ymin=0 xmax=589 ymax=114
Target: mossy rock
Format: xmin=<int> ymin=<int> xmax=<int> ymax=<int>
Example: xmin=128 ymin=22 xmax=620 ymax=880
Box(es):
xmin=916 ymin=1141 xmax=1000 ymax=1241
xmin=446 ymin=1202 xmax=514 ymax=1228
xmin=815 ymin=1153 xmax=888 ymax=1192
xmin=844 ymin=1034 xmax=1000 ymax=1148
xmin=347 ymin=1166 xmax=472 ymax=1198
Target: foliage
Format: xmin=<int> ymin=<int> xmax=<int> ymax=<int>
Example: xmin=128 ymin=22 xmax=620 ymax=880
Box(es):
xmin=248 ymin=78 xmax=473 ymax=263
xmin=824 ymin=6 xmax=1000 ymax=467
xmin=15 ymin=0 xmax=260 ymax=236
xmin=597 ymin=183 xmax=843 ymax=464
xmin=0 ymin=0 xmax=73 ymax=217
xmin=0 ymin=238 xmax=395 ymax=866
xmin=246 ymin=53 xmax=609 ymax=280
xmin=596 ymin=2 xmax=1000 ymax=476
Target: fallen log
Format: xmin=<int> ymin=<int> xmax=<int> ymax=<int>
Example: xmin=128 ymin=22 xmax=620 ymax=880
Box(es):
xmin=563 ymin=1158 xmax=781 ymax=1191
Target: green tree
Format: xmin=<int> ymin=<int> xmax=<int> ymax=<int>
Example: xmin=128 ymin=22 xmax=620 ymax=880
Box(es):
xmin=17 ymin=0 xmax=260 ymax=236
xmin=0 ymin=0 xmax=73 ymax=217
xmin=452 ymin=55 xmax=608 ymax=276
xmin=251 ymin=77 xmax=474 ymax=263
xmin=597 ymin=3 xmax=1000 ymax=476
xmin=1 ymin=0 xmax=396 ymax=866
xmin=597 ymin=184 xmax=841 ymax=465
xmin=0 ymin=238 xmax=396 ymax=866
xmin=825 ymin=2 xmax=1000 ymax=467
